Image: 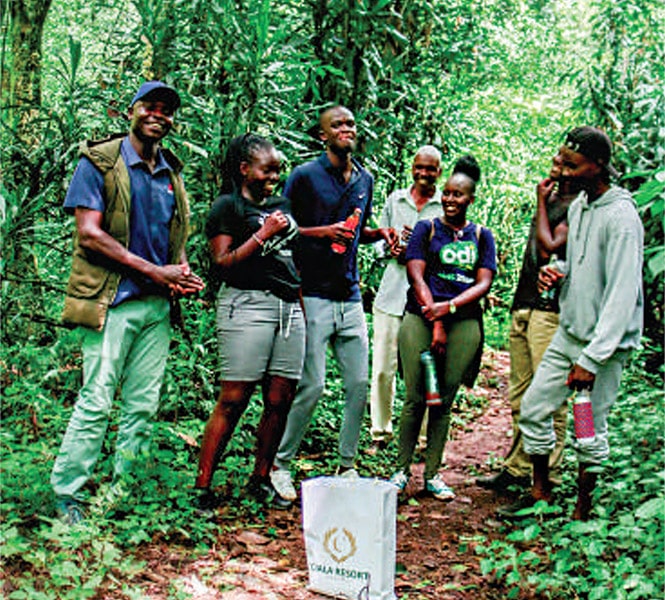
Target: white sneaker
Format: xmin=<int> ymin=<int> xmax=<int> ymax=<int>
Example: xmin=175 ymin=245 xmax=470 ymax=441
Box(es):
xmin=337 ymin=467 xmax=360 ymax=479
xmin=426 ymin=473 xmax=455 ymax=501
xmin=389 ymin=471 xmax=409 ymax=492
xmin=270 ymin=468 xmax=297 ymax=501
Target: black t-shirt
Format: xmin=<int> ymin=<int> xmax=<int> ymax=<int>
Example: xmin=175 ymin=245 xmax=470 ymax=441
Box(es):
xmin=511 ymin=191 xmax=574 ymax=312
xmin=205 ymin=193 xmax=300 ymax=302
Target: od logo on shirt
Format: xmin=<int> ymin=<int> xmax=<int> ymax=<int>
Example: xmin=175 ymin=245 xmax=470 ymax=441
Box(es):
xmin=439 ymin=240 xmax=478 ymax=271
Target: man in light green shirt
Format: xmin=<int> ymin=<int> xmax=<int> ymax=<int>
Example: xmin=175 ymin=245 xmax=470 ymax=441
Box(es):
xmin=368 ymin=146 xmax=444 ymax=452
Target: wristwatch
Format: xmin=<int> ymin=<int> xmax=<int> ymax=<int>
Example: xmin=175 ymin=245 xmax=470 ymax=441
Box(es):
xmin=448 ymin=300 xmax=457 ymax=314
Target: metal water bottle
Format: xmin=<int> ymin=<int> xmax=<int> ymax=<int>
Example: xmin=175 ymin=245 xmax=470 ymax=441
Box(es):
xmin=420 ymin=351 xmax=442 ymax=407
xmin=331 ymin=208 xmax=362 ymax=254
xmin=540 ymin=253 xmax=559 ymax=303
xmin=573 ymin=389 xmax=596 ymax=445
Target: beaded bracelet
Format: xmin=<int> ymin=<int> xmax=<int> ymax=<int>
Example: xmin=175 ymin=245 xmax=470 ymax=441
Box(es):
xmin=252 ymin=233 xmax=265 ymax=246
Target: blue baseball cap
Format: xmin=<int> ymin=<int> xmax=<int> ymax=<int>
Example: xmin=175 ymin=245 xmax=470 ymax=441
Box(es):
xmin=130 ymin=81 xmax=181 ymax=110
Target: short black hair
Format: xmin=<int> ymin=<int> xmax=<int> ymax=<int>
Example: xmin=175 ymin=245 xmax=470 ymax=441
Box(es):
xmin=318 ymin=104 xmax=352 ymax=127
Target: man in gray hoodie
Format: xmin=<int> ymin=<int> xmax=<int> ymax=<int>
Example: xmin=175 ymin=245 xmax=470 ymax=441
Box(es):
xmin=498 ymin=126 xmax=644 ymax=521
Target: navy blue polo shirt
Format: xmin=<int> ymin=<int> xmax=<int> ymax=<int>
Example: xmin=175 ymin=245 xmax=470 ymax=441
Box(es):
xmin=285 ymin=153 xmax=373 ymax=301
xmin=63 ymin=137 xmax=176 ymax=306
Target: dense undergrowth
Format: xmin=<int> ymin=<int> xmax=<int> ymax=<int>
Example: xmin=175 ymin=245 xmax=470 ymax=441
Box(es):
xmin=1 ymin=301 xmax=662 ymax=598
xmin=475 ymin=343 xmax=664 ymax=600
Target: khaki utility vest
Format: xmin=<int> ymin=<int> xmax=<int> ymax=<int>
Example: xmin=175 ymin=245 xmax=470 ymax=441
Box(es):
xmin=61 ymin=134 xmax=189 ymax=330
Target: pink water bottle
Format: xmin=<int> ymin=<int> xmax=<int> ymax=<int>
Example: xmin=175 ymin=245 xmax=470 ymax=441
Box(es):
xmin=573 ymin=389 xmax=595 ymax=445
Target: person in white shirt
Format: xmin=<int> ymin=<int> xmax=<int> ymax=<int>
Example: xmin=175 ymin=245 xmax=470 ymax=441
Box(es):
xmin=367 ymin=146 xmax=444 ymax=452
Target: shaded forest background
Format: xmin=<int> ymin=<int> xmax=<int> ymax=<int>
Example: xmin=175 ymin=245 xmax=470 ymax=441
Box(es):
xmin=3 ymin=0 xmax=663 ymax=344
xmin=1 ymin=0 xmax=664 ymax=598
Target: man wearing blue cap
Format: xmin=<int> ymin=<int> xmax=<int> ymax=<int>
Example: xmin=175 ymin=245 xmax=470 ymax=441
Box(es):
xmin=51 ymin=81 xmax=204 ymax=524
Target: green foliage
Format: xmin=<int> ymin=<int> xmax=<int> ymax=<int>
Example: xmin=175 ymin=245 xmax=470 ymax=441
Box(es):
xmin=1 ymin=0 xmax=663 ymax=597
xmin=571 ymin=0 xmax=665 ymax=344
xmin=6 ymin=0 xmax=660 ymax=344
xmin=3 ymin=0 xmax=662 ymax=343
xmin=475 ymin=355 xmax=665 ymax=599
xmin=0 ymin=318 xmax=493 ymax=597
xmin=628 ymin=170 xmax=665 ymax=349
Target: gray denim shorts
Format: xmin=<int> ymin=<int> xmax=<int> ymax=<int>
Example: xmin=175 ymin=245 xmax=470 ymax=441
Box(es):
xmin=216 ymin=285 xmax=306 ymax=381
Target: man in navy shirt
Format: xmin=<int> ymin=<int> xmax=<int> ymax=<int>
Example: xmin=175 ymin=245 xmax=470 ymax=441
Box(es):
xmin=51 ymin=81 xmax=204 ymax=524
xmin=270 ymin=106 xmax=396 ymax=503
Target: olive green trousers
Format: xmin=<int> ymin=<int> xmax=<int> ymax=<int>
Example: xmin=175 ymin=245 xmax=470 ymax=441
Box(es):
xmin=396 ymin=313 xmax=480 ymax=481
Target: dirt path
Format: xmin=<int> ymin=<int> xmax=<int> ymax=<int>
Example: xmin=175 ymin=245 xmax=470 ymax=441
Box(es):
xmin=142 ymin=350 xmax=517 ymax=599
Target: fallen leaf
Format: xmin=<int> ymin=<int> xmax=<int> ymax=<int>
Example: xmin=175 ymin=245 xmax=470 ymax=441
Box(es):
xmin=236 ymin=530 xmax=271 ymax=546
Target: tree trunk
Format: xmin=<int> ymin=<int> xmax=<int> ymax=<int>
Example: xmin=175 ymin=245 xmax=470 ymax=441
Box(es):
xmin=2 ymin=0 xmax=53 ymax=141
xmin=1 ymin=0 xmax=53 ymax=343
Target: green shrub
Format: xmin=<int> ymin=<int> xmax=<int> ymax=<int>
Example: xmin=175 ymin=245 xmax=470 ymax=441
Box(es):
xmin=475 ymin=352 xmax=665 ymax=599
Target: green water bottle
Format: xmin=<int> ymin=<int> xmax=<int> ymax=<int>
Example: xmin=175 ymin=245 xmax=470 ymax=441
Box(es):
xmin=420 ymin=351 xmax=442 ymax=407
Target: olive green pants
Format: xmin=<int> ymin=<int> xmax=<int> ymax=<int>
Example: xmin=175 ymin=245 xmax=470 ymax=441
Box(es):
xmin=505 ymin=308 xmax=567 ymax=483
xmin=396 ymin=313 xmax=481 ymax=481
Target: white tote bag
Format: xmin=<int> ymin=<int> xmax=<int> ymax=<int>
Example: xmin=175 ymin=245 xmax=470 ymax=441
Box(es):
xmin=301 ymin=476 xmax=397 ymax=600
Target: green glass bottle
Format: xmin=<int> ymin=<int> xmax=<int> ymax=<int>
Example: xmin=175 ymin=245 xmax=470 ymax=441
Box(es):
xmin=420 ymin=351 xmax=442 ymax=407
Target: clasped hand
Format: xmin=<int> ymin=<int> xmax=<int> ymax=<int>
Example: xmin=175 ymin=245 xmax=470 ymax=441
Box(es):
xmin=421 ymin=300 xmax=450 ymax=321
xmin=537 ymin=264 xmax=563 ymax=294
xmin=328 ymin=221 xmax=356 ymax=245
xmin=566 ymin=364 xmax=595 ymax=391
xmin=161 ymin=263 xmax=205 ymax=296
xmin=388 ymin=226 xmax=408 ymax=258
xmin=259 ymin=210 xmax=289 ymax=239
xmin=430 ymin=322 xmax=447 ymax=355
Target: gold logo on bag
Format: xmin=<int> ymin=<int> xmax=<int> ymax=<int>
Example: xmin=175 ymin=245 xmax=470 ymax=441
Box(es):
xmin=323 ymin=527 xmax=357 ymax=563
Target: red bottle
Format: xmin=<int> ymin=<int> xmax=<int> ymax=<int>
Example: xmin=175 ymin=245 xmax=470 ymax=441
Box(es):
xmin=331 ymin=208 xmax=362 ymax=254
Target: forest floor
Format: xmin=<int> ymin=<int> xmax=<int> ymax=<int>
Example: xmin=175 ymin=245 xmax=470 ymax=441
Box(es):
xmin=138 ymin=351 xmax=535 ymax=599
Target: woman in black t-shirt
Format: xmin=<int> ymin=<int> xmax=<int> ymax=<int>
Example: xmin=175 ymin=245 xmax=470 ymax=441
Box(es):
xmin=194 ymin=134 xmax=305 ymax=511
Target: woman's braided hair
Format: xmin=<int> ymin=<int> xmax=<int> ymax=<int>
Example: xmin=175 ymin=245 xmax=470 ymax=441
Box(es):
xmin=221 ymin=133 xmax=274 ymax=194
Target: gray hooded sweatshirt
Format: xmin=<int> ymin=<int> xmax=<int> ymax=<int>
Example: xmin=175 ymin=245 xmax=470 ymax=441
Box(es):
xmin=558 ymin=185 xmax=644 ymax=374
